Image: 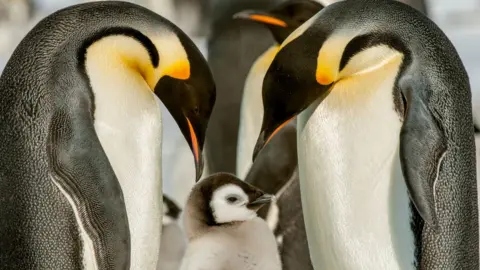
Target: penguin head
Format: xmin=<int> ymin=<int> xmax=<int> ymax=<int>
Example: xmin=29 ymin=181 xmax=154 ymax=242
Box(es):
xmin=151 ymin=31 xmax=216 ymax=182
xmin=82 ymin=26 xmax=215 ymax=181
xmin=188 ymin=173 xmax=275 ymax=225
xmin=233 ymin=0 xmax=324 ymax=44
xmin=162 ymin=194 xmax=182 ymax=226
xmin=252 ymin=1 xmax=412 ymax=160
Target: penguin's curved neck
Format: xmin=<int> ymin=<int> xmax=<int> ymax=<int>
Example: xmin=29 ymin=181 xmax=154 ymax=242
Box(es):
xmin=298 ymin=53 xmax=416 ymax=269
xmin=81 ymin=32 xmax=184 ymax=270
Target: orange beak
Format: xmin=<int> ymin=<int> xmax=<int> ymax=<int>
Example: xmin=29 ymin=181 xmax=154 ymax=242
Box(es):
xmin=186 ymin=117 xmax=203 ymax=181
xmin=253 ymin=117 xmax=294 ymax=161
xmin=233 ymin=10 xmax=288 ymax=28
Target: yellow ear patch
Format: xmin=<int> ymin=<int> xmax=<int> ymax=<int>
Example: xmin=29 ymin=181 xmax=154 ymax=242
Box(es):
xmin=316 ymin=68 xmax=335 ymax=85
xmin=315 ymin=34 xmax=355 ymax=85
xmin=163 ymin=59 xmax=191 ymax=80
xmin=316 ymin=54 xmax=337 ymax=85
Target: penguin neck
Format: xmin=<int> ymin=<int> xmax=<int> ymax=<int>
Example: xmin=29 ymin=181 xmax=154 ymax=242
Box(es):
xmin=297 ymin=55 xmax=416 ymax=269
xmin=183 ymin=194 xmax=218 ymax=240
xmin=237 ymin=45 xmax=280 ymax=178
xmin=84 ymin=36 xmax=163 ymax=269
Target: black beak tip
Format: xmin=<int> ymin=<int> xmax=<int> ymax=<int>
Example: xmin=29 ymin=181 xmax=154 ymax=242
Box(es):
xmin=248 ymin=194 xmax=276 ymax=207
xmin=232 ymin=10 xmax=255 ymax=20
xmin=252 ymin=131 xmax=267 ymax=162
xmin=194 ymin=155 xmax=204 ymax=182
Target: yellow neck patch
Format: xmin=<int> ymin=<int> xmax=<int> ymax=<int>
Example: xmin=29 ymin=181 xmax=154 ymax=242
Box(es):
xmin=255 ymin=45 xmax=281 ymax=71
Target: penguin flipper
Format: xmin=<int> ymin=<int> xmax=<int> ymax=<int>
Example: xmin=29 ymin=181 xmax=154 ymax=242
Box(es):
xmin=399 ymin=85 xmax=447 ymax=229
xmin=47 ymin=108 xmax=130 ymax=269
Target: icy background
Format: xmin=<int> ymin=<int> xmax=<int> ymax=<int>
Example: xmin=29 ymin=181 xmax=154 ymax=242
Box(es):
xmin=0 ymin=0 xmax=479 ymax=208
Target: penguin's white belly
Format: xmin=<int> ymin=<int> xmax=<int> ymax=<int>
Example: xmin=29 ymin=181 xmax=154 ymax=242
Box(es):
xmin=297 ymin=64 xmax=415 ymax=269
xmin=94 ymin=94 xmax=163 ymax=270
xmin=237 ymin=46 xmax=279 ymax=179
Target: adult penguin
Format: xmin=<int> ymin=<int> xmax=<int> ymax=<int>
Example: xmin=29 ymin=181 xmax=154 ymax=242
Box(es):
xmin=204 ymin=0 xmax=281 ymax=174
xmin=0 ymin=2 xmax=215 ymax=269
xmin=233 ymin=0 xmax=324 ymax=179
xmin=253 ymin=0 xmax=478 ymax=269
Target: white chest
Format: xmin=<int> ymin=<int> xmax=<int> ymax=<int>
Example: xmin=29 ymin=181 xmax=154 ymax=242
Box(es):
xmin=88 ymin=67 xmax=163 ymax=269
xmin=297 ymin=64 xmax=415 ymax=269
xmin=237 ymin=46 xmax=279 ymax=179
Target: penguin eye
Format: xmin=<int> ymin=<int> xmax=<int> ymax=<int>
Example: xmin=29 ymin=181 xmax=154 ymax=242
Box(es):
xmin=192 ymin=106 xmax=200 ymax=116
xmin=226 ymin=195 xmax=241 ymax=204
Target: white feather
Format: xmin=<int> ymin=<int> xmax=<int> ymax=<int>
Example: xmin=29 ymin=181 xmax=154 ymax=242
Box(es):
xmin=180 ymin=217 xmax=281 ymax=270
xmin=50 ymin=176 xmax=98 ymax=270
xmin=237 ymin=45 xmax=279 ymax=179
xmin=210 ymin=184 xmax=256 ymax=223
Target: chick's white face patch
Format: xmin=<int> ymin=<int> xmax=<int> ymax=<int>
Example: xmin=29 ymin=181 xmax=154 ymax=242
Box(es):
xmin=210 ymin=184 xmax=256 ymax=223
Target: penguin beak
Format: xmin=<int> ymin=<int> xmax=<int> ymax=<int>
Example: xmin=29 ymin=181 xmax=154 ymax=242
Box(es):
xmin=185 ymin=116 xmax=205 ymax=182
xmin=248 ymin=194 xmax=275 ymax=210
xmin=253 ymin=117 xmax=294 ymax=161
xmin=153 ymin=77 xmax=210 ymax=182
xmin=233 ymin=10 xmax=288 ymax=28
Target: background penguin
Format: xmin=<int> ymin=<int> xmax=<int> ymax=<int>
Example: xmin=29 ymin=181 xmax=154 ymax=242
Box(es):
xmin=0 ymin=2 xmax=215 ymax=269
xmin=157 ymin=195 xmax=187 ymax=270
xmin=233 ymin=0 xmax=324 ymax=179
xmin=204 ymin=0 xmax=282 ymax=175
xmin=180 ymin=172 xmax=281 ymax=270
xmin=253 ymin=0 xmax=478 ymax=269
xmin=231 ymin=3 xmax=323 ymax=268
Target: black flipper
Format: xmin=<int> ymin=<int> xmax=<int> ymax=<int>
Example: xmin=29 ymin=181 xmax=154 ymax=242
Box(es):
xmin=47 ymin=108 xmax=130 ymax=269
xmin=399 ymin=85 xmax=447 ymax=229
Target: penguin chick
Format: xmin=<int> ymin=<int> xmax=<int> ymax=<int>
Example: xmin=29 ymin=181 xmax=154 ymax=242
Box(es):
xmin=158 ymin=195 xmax=187 ymax=270
xmin=162 ymin=194 xmax=183 ymax=226
xmin=180 ymin=172 xmax=281 ymax=270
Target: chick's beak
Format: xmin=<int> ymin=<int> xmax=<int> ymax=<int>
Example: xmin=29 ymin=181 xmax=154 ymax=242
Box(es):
xmin=248 ymin=194 xmax=275 ymax=208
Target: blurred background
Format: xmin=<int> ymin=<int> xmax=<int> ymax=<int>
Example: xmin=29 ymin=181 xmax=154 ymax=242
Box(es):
xmin=0 ymin=0 xmax=479 ymax=209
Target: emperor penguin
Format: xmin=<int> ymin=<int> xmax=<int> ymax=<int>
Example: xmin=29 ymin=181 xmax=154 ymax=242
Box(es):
xmin=0 ymin=2 xmax=215 ymax=269
xmin=233 ymin=0 xmax=324 ymax=178
xmin=157 ymin=195 xmax=187 ymax=270
xmin=204 ymin=0 xmax=281 ymax=174
xmin=253 ymin=0 xmax=478 ymax=269
xmin=180 ymin=172 xmax=281 ymax=270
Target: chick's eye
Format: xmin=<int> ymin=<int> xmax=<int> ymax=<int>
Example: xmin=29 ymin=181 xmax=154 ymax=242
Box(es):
xmin=226 ymin=195 xmax=240 ymax=204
